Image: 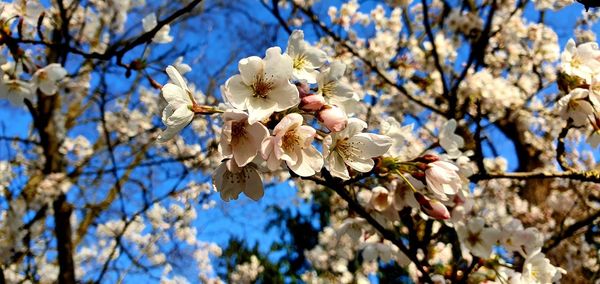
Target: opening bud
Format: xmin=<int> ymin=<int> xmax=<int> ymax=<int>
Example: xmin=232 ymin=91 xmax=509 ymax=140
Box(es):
xmin=300 ymin=94 xmax=326 ymax=112
xmin=415 ymin=192 xmax=450 ymax=220
xmin=317 ymin=105 xmax=347 ymax=132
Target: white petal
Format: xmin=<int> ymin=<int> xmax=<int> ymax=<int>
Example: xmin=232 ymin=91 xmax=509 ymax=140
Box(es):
xmin=328 ymin=152 xmax=350 ymax=180
xmin=345 ymin=157 xmax=374 ymax=173
xmin=247 ymin=97 xmax=277 ymax=124
xmin=238 ymin=56 xmax=264 ymax=85
xmin=270 ymin=82 xmax=300 ymax=111
xmin=162 ymin=83 xmax=189 ymax=104
xmin=166 ymin=65 xmax=188 ymax=91
xmin=39 ymin=80 xmax=58 ymax=95
xmin=242 ymin=166 xmax=264 ymax=201
xmin=264 ymin=47 xmax=294 ymax=82
xmin=165 ymin=105 xmax=193 ymax=126
xmin=223 ymin=75 xmax=252 ymax=110
xmin=351 ymin=133 xmax=392 ymax=157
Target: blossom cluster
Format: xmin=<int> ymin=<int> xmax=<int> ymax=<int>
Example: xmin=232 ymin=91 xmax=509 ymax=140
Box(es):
xmin=158 ymin=30 xmax=466 ymax=220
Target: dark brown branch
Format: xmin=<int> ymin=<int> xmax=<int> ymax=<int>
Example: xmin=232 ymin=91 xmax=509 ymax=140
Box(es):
xmin=543 ymin=209 xmax=600 ymax=252
xmin=307 ymin=171 xmax=433 ymax=283
xmin=471 ymin=170 xmax=600 ymax=183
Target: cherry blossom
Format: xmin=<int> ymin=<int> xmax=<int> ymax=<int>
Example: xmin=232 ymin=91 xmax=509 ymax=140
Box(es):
xmin=0 ymin=79 xmax=33 ymax=106
xmin=286 ymin=30 xmax=328 ymax=84
xmin=32 ymin=64 xmax=67 ymax=95
xmin=425 ymin=160 xmax=462 ymax=201
xmin=261 ymin=113 xmax=323 ymax=176
xmin=142 ymin=13 xmax=173 ymax=43
xmin=456 ymin=217 xmax=500 ymax=258
xmin=212 ymin=160 xmax=264 ymax=201
xmin=522 ymin=249 xmax=566 ymax=283
xmin=157 ymin=66 xmax=195 ymax=142
xmin=316 ymin=61 xmax=358 ymax=113
xmin=323 ymin=118 xmax=392 ymax=180
xmin=219 ymin=110 xmax=269 ymax=167
xmin=223 ymin=47 xmax=299 ymax=124
xmin=557 ymin=88 xmax=598 ymax=126
xmin=560 ymin=38 xmax=600 ymax=82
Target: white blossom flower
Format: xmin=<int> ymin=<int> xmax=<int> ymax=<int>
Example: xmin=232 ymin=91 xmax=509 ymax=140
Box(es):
xmin=370 ymin=186 xmax=392 ymax=212
xmin=362 ymin=242 xmax=393 ymax=263
xmin=158 ymin=66 xmax=195 ymax=142
xmin=220 ymin=110 xmax=269 ymax=167
xmin=286 ymin=30 xmax=328 ymax=84
xmin=0 ymin=79 xmax=33 ymax=106
xmin=557 ymin=88 xmax=597 ymax=126
xmin=316 ymin=61 xmax=358 ymax=113
xmin=560 ymin=38 xmax=600 ymax=83
xmin=32 ymin=63 xmax=67 ymax=95
xmin=439 ymin=119 xmax=464 ymax=158
xmin=261 ymin=113 xmax=323 ymax=176
xmin=500 ymin=219 xmax=543 ymax=256
xmin=223 ymin=47 xmax=299 ymax=124
xmin=172 ymin=57 xmax=192 ymax=75
xmin=323 ymin=118 xmax=392 ymax=180
xmin=142 ymin=13 xmax=173 ymax=43
xmin=213 ymin=160 xmax=264 ymax=201
xmin=522 ymin=249 xmax=566 ymax=283
xmin=456 ymin=217 xmax=499 ymax=258
xmin=425 ymin=160 xmax=462 ymax=201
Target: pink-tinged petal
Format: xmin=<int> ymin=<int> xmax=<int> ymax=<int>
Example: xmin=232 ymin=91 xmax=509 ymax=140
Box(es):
xmin=248 ymin=121 xmax=269 ymax=150
xmin=317 ymin=105 xmax=347 ymax=132
xmin=300 ymin=93 xmax=326 ymax=111
xmin=232 ymin=135 xmax=258 ymax=167
xmin=247 ymin=97 xmax=277 ymax=124
xmin=273 ymin=113 xmax=303 ymax=136
xmin=224 ymin=75 xmax=252 ymax=110
xmin=261 ymin=136 xmax=275 ymax=159
xmin=238 ymin=56 xmax=264 ymax=85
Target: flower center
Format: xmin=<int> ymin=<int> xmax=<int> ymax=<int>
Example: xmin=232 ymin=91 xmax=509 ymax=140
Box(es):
xmin=224 ymin=167 xmax=250 ymax=185
xmin=320 ymin=82 xmax=336 ymax=98
xmin=282 ymin=130 xmax=299 ymax=152
xmin=230 ymin=121 xmax=247 ymax=145
xmin=466 ymin=231 xmax=481 ymax=247
xmin=334 ymin=138 xmax=362 ymax=162
xmin=252 ymin=74 xmax=274 ymax=98
xmin=293 ymin=54 xmax=308 ymax=70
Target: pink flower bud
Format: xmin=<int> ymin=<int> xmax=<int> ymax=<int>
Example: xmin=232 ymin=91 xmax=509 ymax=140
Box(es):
xmin=317 ymin=105 xmax=347 ymax=132
xmin=414 ymin=154 xmax=440 ymax=164
xmin=415 ymin=193 xmax=450 ymax=220
xmin=295 ymin=82 xmax=311 ymax=98
xmin=300 ymin=94 xmax=326 ymax=112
